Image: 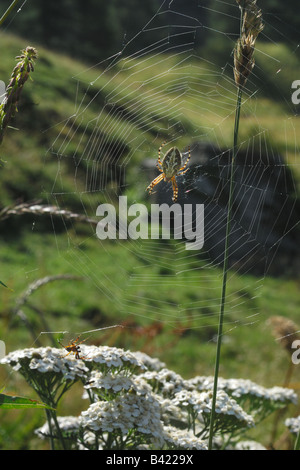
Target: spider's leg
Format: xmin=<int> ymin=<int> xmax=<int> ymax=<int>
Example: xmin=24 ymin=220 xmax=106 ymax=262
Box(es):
xmin=179 ymin=146 xmax=191 ymax=171
xmin=157 ymin=141 xmax=167 ymax=166
xmin=171 ymin=176 xmax=178 ymax=202
xmin=63 ymin=350 xmax=73 ymax=357
xmin=156 ymin=162 xmax=163 ymax=172
xmin=178 ymin=167 xmax=189 ymax=175
xmin=76 ymin=338 xmax=87 ymax=346
xmin=68 ymin=335 xmax=81 ymax=345
xmin=146 ymin=173 xmax=164 ymax=194
xmin=68 ymin=335 xmax=87 ymax=347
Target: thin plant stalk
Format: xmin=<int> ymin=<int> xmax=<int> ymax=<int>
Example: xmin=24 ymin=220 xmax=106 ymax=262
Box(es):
xmin=208 ymin=86 xmax=243 ymax=450
xmin=295 ymin=430 xmax=300 ymax=451
xmin=45 ymin=409 xmax=55 ymax=450
xmin=0 ymin=0 xmax=20 ymax=27
xmin=208 ymin=0 xmax=263 ymax=450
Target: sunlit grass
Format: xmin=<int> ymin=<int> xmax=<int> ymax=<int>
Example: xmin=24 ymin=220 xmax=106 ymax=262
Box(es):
xmin=0 ymin=31 xmax=299 ymax=449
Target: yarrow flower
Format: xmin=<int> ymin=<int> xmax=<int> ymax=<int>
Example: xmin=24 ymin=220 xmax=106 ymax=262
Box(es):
xmin=80 ymin=392 xmax=164 ymax=448
xmin=131 ymin=350 xmax=166 ymax=371
xmin=0 ymin=347 xmax=89 ymax=407
xmin=285 ymin=416 xmax=300 ymax=435
xmin=1 ymin=346 xmax=91 ymax=450
xmin=140 ymin=367 xmax=186 ymax=396
xmin=83 ymin=371 xmax=152 ymax=399
xmin=234 ymin=440 xmax=266 ymax=450
xmin=163 ymin=425 xmax=207 ymax=450
xmin=186 ymin=376 xmax=298 ymax=422
xmin=80 ymin=344 xmax=145 ymax=373
xmin=35 ymin=416 xmax=80 ymax=439
xmin=35 ymin=416 xmax=100 ymax=450
xmin=172 ymin=389 xmax=254 ymax=437
xmin=156 ymin=395 xmax=188 ymax=426
xmin=175 ymin=388 xmax=254 ymax=421
xmin=3 ymin=344 xmax=296 ymax=450
xmin=1 ymin=347 xmax=88 ymax=378
xmin=186 ymin=375 xmax=298 ymax=420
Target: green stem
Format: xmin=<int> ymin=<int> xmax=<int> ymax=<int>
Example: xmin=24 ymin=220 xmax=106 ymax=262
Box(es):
xmin=0 ymin=0 xmax=20 ymax=27
xmin=208 ymin=86 xmax=243 ymax=450
xmin=294 ymin=429 xmax=300 ymax=450
xmin=49 ymin=406 xmax=67 ymax=450
xmin=45 ymin=409 xmax=55 ymax=450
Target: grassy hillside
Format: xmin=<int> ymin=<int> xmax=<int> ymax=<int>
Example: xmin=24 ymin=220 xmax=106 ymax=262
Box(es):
xmin=0 ymin=33 xmax=299 ymax=448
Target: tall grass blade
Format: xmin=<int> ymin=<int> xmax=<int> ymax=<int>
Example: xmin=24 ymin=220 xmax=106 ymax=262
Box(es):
xmin=208 ymin=0 xmax=263 ymax=450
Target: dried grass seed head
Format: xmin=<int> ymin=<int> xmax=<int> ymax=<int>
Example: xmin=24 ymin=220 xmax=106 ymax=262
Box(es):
xmin=233 ymin=0 xmax=264 ymax=88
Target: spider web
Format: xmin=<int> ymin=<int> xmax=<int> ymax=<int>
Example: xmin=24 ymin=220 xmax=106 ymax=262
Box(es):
xmin=5 ymin=1 xmax=300 ymax=379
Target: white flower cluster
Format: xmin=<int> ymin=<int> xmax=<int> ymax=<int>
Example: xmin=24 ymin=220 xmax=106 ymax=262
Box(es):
xmin=234 ymin=440 xmax=267 ymax=450
xmin=172 ymin=389 xmax=254 ymax=427
xmin=80 ymin=392 xmax=164 ymax=445
xmin=0 ymin=347 xmax=89 ymax=380
xmin=84 ymin=371 xmax=152 ymax=395
xmin=163 ymin=425 xmax=207 ymax=450
xmin=187 ymin=376 xmax=298 ymax=405
xmin=80 ymin=344 xmax=145 ymax=371
xmin=35 ymin=416 xmax=80 ymax=439
xmin=131 ymin=351 xmax=166 ymax=371
xmin=35 ymin=416 xmax=100 ymax=450
xmin=5 ymin=343 xmax=296 ymax=451
xmin=266 ymin=386 xmax=298 ymax=405
xmin=140 ymin=367 xmax=186 ymax=395
xmin=156 ymin=395 xmax=188 ymax=425
xmin=285 ymin=416 xmax=300 ymax=435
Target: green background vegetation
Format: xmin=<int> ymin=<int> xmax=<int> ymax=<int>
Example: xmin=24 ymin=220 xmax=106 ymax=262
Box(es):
xmin=0 ymin=1 xmax=299 ymax=449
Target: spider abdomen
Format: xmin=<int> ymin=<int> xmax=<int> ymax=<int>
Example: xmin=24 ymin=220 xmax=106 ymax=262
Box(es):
xmin=162 ymin=147 xmax=182 ymax=181
xmin=146 ymin=143 xmax=191 ymax=202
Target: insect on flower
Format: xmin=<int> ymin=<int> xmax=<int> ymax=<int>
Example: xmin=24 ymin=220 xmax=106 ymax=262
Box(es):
xmin=58 ymin=335 xmax=87 ymax=360
xmin=146 ymin=142 xmax=191 ymax=202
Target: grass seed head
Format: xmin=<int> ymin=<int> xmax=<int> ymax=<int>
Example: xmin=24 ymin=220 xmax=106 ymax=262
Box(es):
xmin=234 ymin=1 xmax=264 ymax=88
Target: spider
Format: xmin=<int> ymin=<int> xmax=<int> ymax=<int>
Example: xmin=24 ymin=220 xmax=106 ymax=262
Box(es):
xmin=58 ymin=335 xmax=87 ymax=360
xmin=146 ymin=142 xmax=191 ymax=202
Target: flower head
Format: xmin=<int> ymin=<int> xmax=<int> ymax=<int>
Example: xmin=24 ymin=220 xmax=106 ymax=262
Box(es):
xmin=1 ymin=346 xmax=88 ymax=379
xmin=80 ymin=392 xmax=164 ymax=447
xmin=233 ymin=0 xmax=264 ymax=88
xmin=140 ymin=367 xmax=186 ymax=396
xmin=80 ymin=344 xmax=145 ymax=373
xmin=172 ymin=389 xmax=254 ymax=436
xmin=1 ymin=347 xmax=89 ymax=405
xmin=285 ymin=416 xmax=300 ymax=435
xmin=163 ymin=425 xmax=207 ymax=450
xmin=0 ymin=46 xmax=38 ymax=145
xmin=84 ymin=371 xmax=152 ymax=398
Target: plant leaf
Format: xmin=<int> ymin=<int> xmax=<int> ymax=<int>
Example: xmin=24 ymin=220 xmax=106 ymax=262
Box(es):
xmin=0 ymin=280 xmax=13 ymax=291
xmin=0 ymin=393 xmax=54 ymax=410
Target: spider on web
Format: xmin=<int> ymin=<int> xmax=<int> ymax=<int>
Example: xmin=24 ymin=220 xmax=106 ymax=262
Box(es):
xmin=146 ymin=142 xmax=191 ymax=202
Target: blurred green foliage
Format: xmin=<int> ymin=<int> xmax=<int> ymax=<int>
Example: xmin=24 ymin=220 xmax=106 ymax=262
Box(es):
xmin=1 ymin=0 xmax=299 ymax=64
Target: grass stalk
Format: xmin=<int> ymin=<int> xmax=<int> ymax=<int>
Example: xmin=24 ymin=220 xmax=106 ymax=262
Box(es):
xmin=0 ymin=0 xmax=20 ymax=27
xmin=295 ymin=429 xmax=300 ymax=450
xmin=207 ymin=0 xmax=263 ymax=450
xmin=208 ymin=86 xmax=242 ymax=450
